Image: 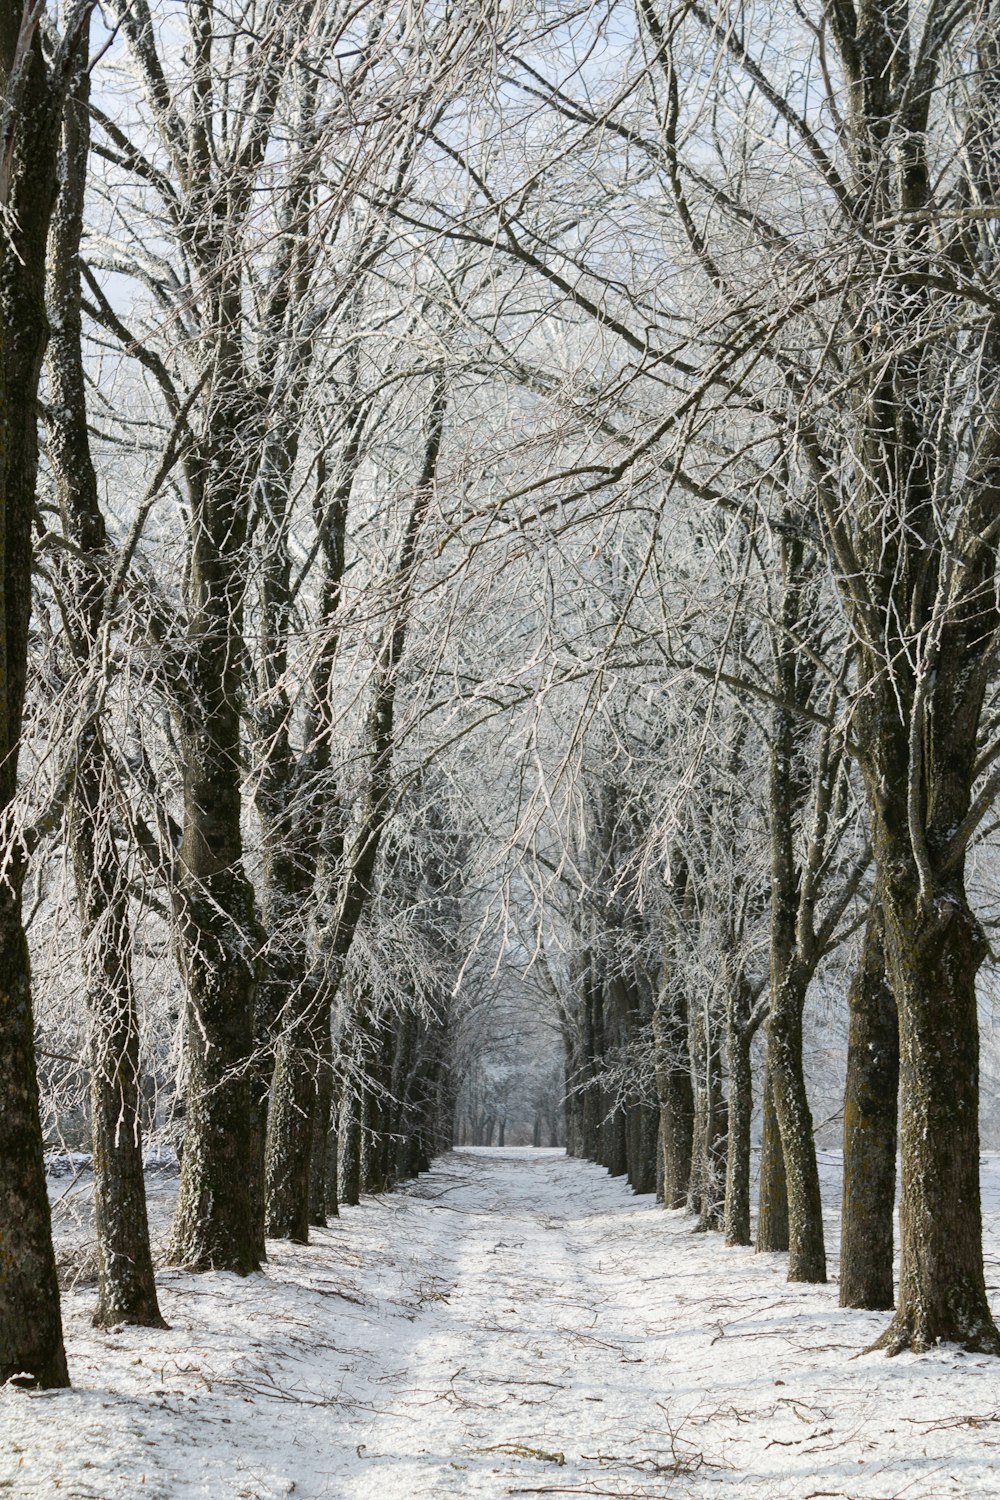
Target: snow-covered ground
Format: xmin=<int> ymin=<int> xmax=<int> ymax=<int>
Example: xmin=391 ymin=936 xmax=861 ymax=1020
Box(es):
xmin=4 ymin=1147 xmax=1000 ymax=1499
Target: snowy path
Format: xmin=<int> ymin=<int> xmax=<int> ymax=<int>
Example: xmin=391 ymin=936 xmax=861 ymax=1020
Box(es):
xmin=5 ymin=1147 xmax=1000 ymax=1498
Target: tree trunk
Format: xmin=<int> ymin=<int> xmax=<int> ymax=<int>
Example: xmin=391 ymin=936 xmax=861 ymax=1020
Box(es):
xmin=319 ymin=1086 xmax=339 ymax=1221
xmin=0 ymin=898 xmax=69 ymax=1388
xmin=840 ymin=895 xmax=898 ymax=1310
xmin=768 ymin=964 xmax=826 ymax=1282
xmin=310 ymin=1012 xmax=336 ymax=1225
xmin=763 ymin=580 xmax=826 ymax=1283
xmin=579 ymin=960 xmax=605 ymax=1161
xmin=564 ymin=1053 xmax=583 ymax=1156
xmin=652 ymin=987 xmax=693 ymax=1208
xmin=873 ymin=862 xmax=996 ymax=1351
xmin=76 ymin=780 xmax=165 ymax=1328
xmin=167 ymin=267 xmax=264 ymax=1275
xmin=169 ymin=901 xmax=262 ymax=1272
xmin=339 ymin=1093 xmax=362 ymax=1206
xmin=0 ymin=2 xmax=85 ymax=1389
xmin=627 ymin=1101 xmax=659 ymax=1194
xmin=604 ymin=1104 xmax=627 ymax=1176
xmin=360 ymin=1015 xmax=395 ymax=1193
xmin=756 ymin=1063 xmax=789 ymax=1253
xmin=689 ymin=1000 xmax=726 ymax=1230
xmin=46 ymin=23 xmax=163 ymax=1330
xmin=265 ymin=1000 xmax=315 ymax=1243
xmin=724 ymin=1019 xmax=753 ymax=1247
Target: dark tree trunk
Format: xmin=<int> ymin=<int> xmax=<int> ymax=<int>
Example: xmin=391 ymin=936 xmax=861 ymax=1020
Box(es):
xmin=840 ymin=895 xmax=898 ymax=1310
xmin=604 ymin=1102 xmax=627 ymax=1176
xmin=724 ymin=1018 xmax=753 ymax=1246
xmin=170 ymin=495 xmax=264 ymax=1273
xmin=871 ymin=795 xmax=998 ymax=1351
xmin=390 ymin=1008 xmax=419 ymax=1179
xmin=319 ymin=1087 xmax=339 ymax=1221
xmin=0 ymin=1 xmax=96 ymax=1389
xmin=265 ymin=1000 xmax=315 ymax=1243
xmin=0 ymin=901 xmax=68 ymax=1388
xmin=875 ymin=872 xmax=994 ymax=1350
xmin=76 ymin=782 xmax=164 ymax=1328
xmin=724 ymin=962 xmax=762 ymax=1247
xmin=767 ymin=966 xmax=826 ymax=1281
xmin=652 ymin=987 xmax=694 ymax=1208
xmin=266 ymin=391 xmax=444 ymax=1230
xmin=265 ymin=967 xmax=328 ymax=1242
xmin=170 ymin=901 xmax=262 ymax=1273
xmin=46 ymin=22 xmax=163 ymax=1331
xmin=756 ymin=1063 xmax=789 ymax=1253
xmin=403 ymin=1040 xmax=439 ymax=1175
xmin=168 ymin=619 xmax=263 ymax=1272
xmin=688 ymin=1000 xmax=726 ymax=1230
xmin=564 ymin=1053 xmax=583 ymax=1157
xmin=579 ymin=959 xmax=605 ymax=1161
xmin=166 ymin=240 xmax=270 ymax=1277
xmin=762 ymin=553 xmax=827 ymax=1284
xmin=339 ymin=1093 xmax=362 ymax=1206
xmin=310 ymin=1012 xmax=336 ymax=1225
xmin=360 ymin=1015 xmax=396 ymax=1193
xmin=627 ymin=1101 xmax=660 ymax=1194
xmin=256 ymin=464 xmax=348 ymax=1243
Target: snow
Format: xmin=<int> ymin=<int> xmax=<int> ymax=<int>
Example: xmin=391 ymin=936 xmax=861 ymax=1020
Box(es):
xmin=5 ymin=1146 xmax=1000 ymax=1498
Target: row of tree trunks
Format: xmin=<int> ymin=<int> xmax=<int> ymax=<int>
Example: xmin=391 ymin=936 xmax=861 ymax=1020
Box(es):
xmin=564 ymin=939 xmax=661 ymax=1195
xmin=332 ymin=1001 xmax=455 ymax=1204
xmin=573 ymin=941 xmax=895 ymax=1296
xmin=262 ymin=386 xmax=446 ymax=1243
xmin=566 ymin=826 xmax=909 ymax=1326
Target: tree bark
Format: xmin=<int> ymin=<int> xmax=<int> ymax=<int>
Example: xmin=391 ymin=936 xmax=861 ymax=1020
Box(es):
xmin=339 ymin=1093 xmax=362 ymax=1207
xmin=840 ymin=895 xmax=898 ymax=1310
xmin=761 ymin=539 xmax=827 ymax=1283
xmin=0 ymin=0 xmax=96 ymax=1389
xmin=833 ymin=0 xmax=1000 ymax=1356
xmin=652 ymin=986 xmax=694 ymax=1208
xmin=767 ymin=964 xmax=826 ymax=1281
xmin=264 ymin=989 xmax=316 ymax=1243
xmin=688 ymin=998 xmax=726 ymax=1230
xmin=45 ymin=13 xmax=163 ymax=1331
xmin=74 ymin=779 xmax=165 ymax=1328
xmin=167 ymin=314 xmax=264 ymax=1270
xmin=756 ymin=1064 xmax=789 ymax=1253
xmin=309 ymin=1012 xmax=336 ymax=1225
xmin=724 ymin=1014 xmax=754 ymax=1247
xmin=627 ymin=1101 xmax=660 ymax=1194
xmin=870 ymin=789 xmax=997 ymax=1350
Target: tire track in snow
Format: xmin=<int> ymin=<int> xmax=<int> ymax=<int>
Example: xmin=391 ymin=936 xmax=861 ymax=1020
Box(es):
xmin=339 ymin=1147 xmax=670 ymax=1498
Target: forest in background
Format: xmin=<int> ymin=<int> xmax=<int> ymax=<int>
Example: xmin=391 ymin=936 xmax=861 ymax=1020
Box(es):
xmin=2 ymin=0 xmax=1000 ymax=1389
